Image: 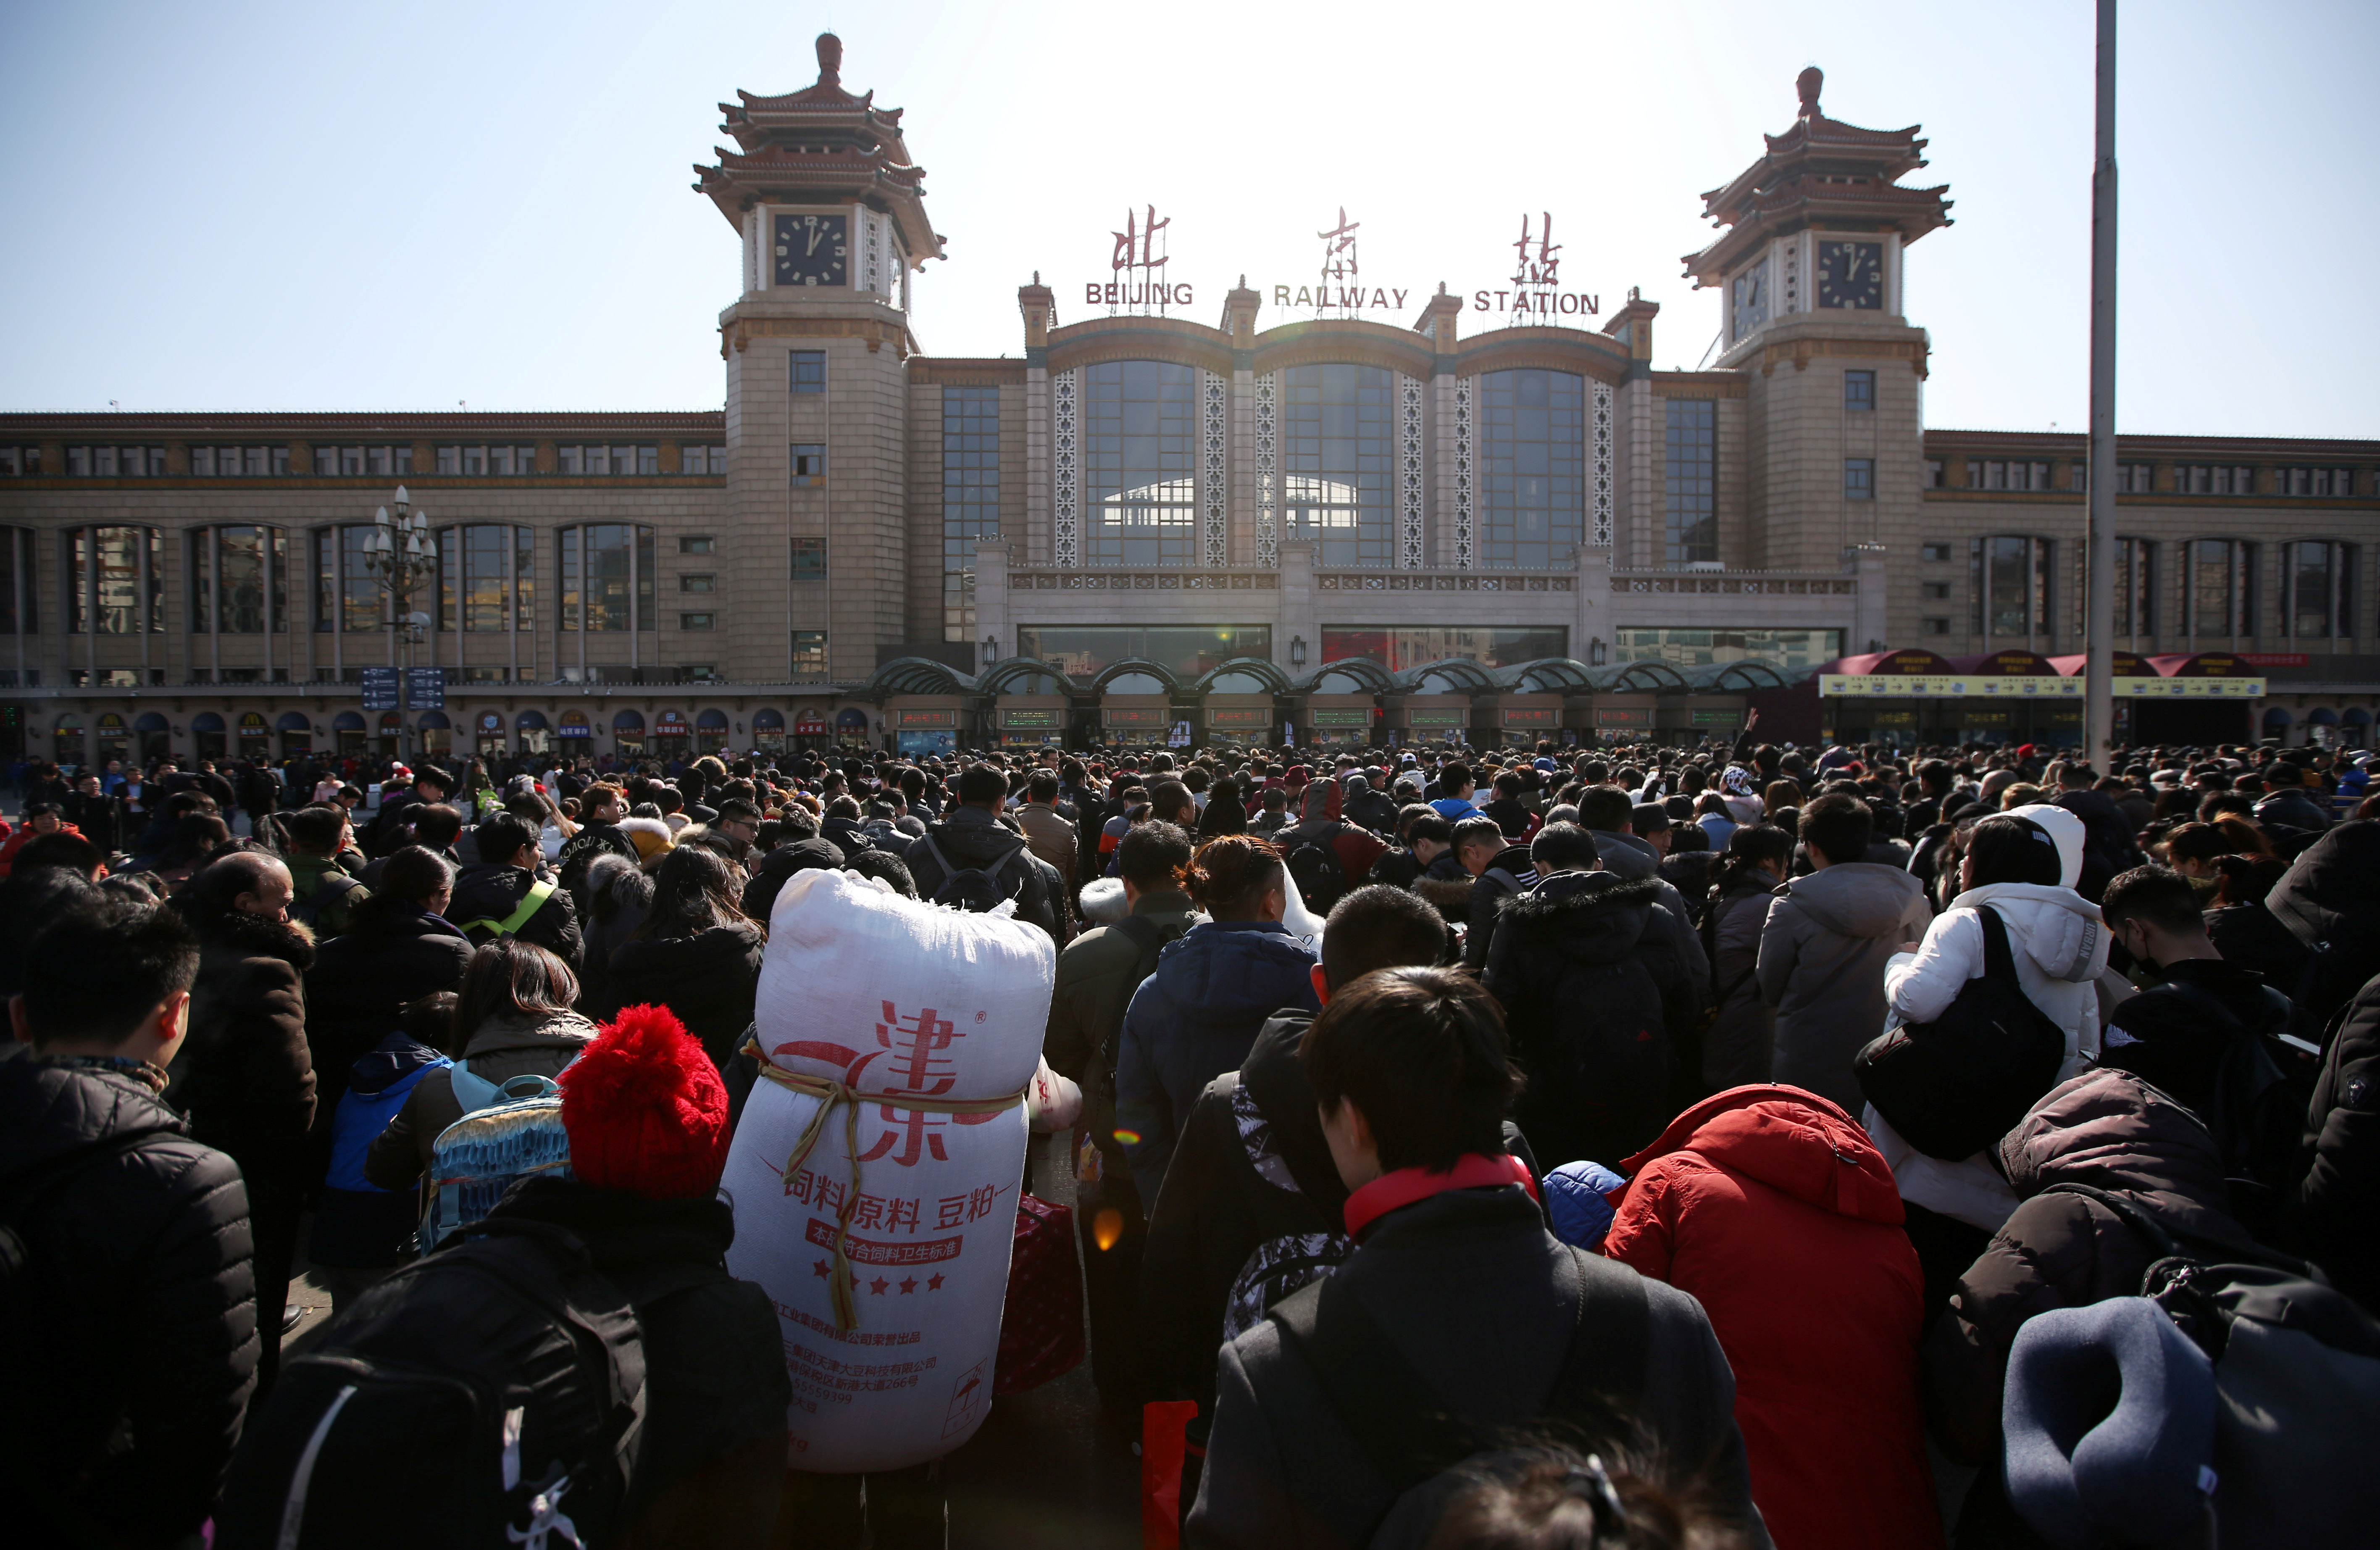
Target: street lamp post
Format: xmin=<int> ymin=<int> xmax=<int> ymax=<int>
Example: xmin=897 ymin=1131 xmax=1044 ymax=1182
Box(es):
xmin=366 ymin=487 xmax=439 ymax=764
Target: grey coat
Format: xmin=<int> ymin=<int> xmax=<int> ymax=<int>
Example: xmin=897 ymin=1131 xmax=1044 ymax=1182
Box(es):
xmin=1187 ymin=1186 xmax=1762 ymax=1550
xmin=1704 ymin=875 xmax=1781 ymax=1089
xmin=1755 ymin=862 xmax=1932 ymax=1112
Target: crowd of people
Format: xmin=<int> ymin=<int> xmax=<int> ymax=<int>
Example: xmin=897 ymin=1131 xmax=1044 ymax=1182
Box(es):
xmin=4 ymin=716 xmax=2376 ymax=1549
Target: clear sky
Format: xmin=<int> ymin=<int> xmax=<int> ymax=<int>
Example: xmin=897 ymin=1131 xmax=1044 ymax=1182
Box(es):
xmin=3 ymin=0 xmax=2372 ymax=439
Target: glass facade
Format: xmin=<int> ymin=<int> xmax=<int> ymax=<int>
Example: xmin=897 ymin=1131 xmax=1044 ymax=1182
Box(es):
xmin=942 ymin=385 xmax=999 ymax=639
xmin=559 ymin=525 xmax=655 ymax=631
xmin=1083 ymin=360 xmax=1197 ymax=565
xmin=190 ymin=526 xmax=287 ymax=633
xmin=312 ymin=526 xmax=384 ymax=632
xmin=1478 ymin=368 xmax=1584 ymax=568
xmin=1320 ymin=626 xmax=1565 ymax=671
xmin=1663 ymin=399 xmax=1716 ymax=566
xmin=1016 ymin=623 xmax=1270 ymax=677
xmin=1612 ymin=628 xmax=1844 ymax=673
xmin=2286 ymin=539 xmax=2356 ymax=639
xmin=438 ymin=524 xmax=535 ymax=632
xmin=1283 ymin=363 xmax=1393 ymax=566
xmin=2185 ymin=538 xmax=2256 ymax=639
xmin=0 ymin=527 xmax=32 ymax=635
xmin=1972 ymin=535 xmax=2055 ymax=642
xmin=71 ymin=526 xmax=162 ymax=634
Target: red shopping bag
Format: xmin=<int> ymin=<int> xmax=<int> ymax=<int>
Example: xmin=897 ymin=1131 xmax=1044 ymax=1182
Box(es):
xmin=1141 ymin=1400 xmax=1200 ymax=1550
xmin=992 ymin=1194 xmax=1085 ymax=1396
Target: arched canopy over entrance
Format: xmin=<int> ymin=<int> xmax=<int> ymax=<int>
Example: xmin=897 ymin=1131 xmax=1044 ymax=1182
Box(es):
xmin=1294 ymin=657 xmax=1394 ymax=695
xmin=868 ymin=657 xmax=973 ymax=696
xmin=1393 ymin=658 xmax=1497 ymax=695
xmin=1092 ymin=658 xmax=1180 ymax=695
xmin=1194 ymin=657 xmax=1290 ymax=695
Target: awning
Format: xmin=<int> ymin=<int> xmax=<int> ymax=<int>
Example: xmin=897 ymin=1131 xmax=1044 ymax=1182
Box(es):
xmin=276 ymin=712 xmax=310 ymax=732
xmin=331 ymin=712 xmax=366 ymax=731
xmin=696 ymin=709 xmax=730 ymax=730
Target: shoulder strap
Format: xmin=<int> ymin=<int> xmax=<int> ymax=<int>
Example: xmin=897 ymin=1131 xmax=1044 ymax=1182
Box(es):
xmin=919 ymin=833 xmax=956 ymax=880
xmin=444 ymin=1059 xmax=503 ymax=1116
xmin=1974 ymin=904 xmax=2018 ymax=980
xmin=1267 ymin=1276 xmax=1471 ymax=1495
xmin=463 ymin=878 xmax=557 ymax=938
xmin=1542 ymin=1247 xmax=1651 ymax=1433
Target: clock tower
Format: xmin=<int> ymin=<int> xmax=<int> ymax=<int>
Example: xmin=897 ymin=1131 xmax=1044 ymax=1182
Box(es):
xmin=695 ymin=34 xmax=945 ymax=684
xmin=1684 ymin=69 xmax=1951 ymax=639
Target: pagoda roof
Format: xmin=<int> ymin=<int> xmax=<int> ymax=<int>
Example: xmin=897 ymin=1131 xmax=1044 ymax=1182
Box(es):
xmin=691 ymin=34 xmax=944 ymax=264
xmin=1681 ymin=67 xmax=1951 ymax=287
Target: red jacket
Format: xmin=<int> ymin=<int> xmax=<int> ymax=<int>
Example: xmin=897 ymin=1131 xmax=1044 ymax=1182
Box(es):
xmin=1604 ymin=1086 xmax=1941 ymax=1550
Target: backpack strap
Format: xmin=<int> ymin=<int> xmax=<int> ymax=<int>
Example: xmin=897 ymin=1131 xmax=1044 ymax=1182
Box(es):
xmin=1543 ymin=1247 xmax=1650 ymax=1434
xmin=445 ymin=1059 xmax=503 ymax=1116
xmin=460 ymin=878 xmax=556 ymax=939
xmin=1974 ymin=904 xmax=2018 ymax=981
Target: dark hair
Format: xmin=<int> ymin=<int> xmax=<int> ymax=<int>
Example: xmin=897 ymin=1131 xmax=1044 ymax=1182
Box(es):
xmin=1964 ymin=814 xmax=2063 ymax=888
xmin=2158 ymin=821 xmax=2235 ymax=869
xmin=159 ymin=813 xmax=233 ymax=871
xmin=454 ymin=939 xmax=579 ymax=1051
xmin=20 ymin=897 xmax=200 ymax=1047
xmin=395 ymin=991 xmax=458 ymax=1051
xmin=1119 ymin=820 xmax=1194 ymax=891
xmin=345 ymin=845 xmax=455 ymax=937
xmin=411 ymin=767 xmax=452 ymax=793
xmin=846 ymin=849 xmax=917 ymax=898
xmin=1026 ymin=771 xmax=1060 ymax=803
xmin=776 ymin=805 xmax=820 ymax=841
xmin=581 ymin=782 xmax=624 ymax=812
xmin=1451 ymin=816 xmax=1507 ymax=855
xmin=1322 ymin=885 xmax=1449 ymax=989
xmin=1301 ymin=968 xmax=1520 ymax=1175
xmin=410 ymin=803 xmax=465 ymax=850
xmin=282 ymin=804 xmax=349 ymax=855
xmin=474 ymin=814 xmax=540 ymax=867
xmin=1712 ymin=823 xmax=1794 ymax=900
xmin=1441 ymin=763 xmax=1473 ymax=792
xmin=1149 ymin=780 xmax=1197 ymax=825
xmin=1529 ymin=822 xmax=1601 ymax=874
xmin=716 ymin=797 xmax=762 ymax=826
xmin=956 ymin=763 xmax=1009 ymax=806
xmin=2101 ymin=866 xmax=2206 ymax=934
xmin=2209 ymin=850 xmax=2286 ymax=909
xmin=1573 ymin=787 xmax=1633 ymax=833
xmin=1799 ymin=793 xmax=1874 ymax=867
xmin=1405 ymin=812 xmax=1453 ymax=846
xmin=637 ymin=843 xmax=754 ymax=942
xmin=1420 ymin=1439 xmax=1751 ymax=1550
xmin=1185 ymin=834 xmax=1284 ymax=920
xmin=14 ymin=831 xmax=105 ymax=879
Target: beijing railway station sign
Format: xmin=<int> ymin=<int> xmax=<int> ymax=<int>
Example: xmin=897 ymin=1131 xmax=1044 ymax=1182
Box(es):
xmin=1076 ymin=206 xmax=1601 ymax=325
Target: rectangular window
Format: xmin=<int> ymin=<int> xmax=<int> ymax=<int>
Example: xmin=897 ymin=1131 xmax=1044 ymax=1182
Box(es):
xmin=790 ymin=443 xmax=827 ymax=486
xmin=1015 ymin=624 xmax=1274 ymax=678
xmin=2115 ymin=463 xmax=2154 ymax=493
xmin=1084 ymin=360 xmax=1198 ymax=566
xmin=791 ymin=536 xmax=828 ymax=582
xmin=679 ymin=535 xmax=715 ymax=555
xmin=679 ymin=574 xmax=715 ymax=593
xmin=559 ymin=525 xmax=654 ymax=631
xmin=1605 ymin=627 xmax=1842 ymax=673
xmin=1922 ymin=581 xmax=1951 ymax=600
xmin=68 ymin=526 xmax=163 ymax=634
xmin=1843 ymin=370 xmax=1875 ymax=411
xmin=558 ymin=446 xmax=583 ymax=475
xmin=1843 ymin=458 xmax=1875 ymax=500
xmin=636 ymin=446 xmax=658 ymax=475
xmin=1922 ymin=617 xmax=1951 ymax=635
xmin=680 ymin=612 xmax=715 ymax=630
xmin=1980 ymin=535 xmax=2055 ymax=642
xmin=1283 ymin=364 xmax=1394 ymax=568
xmin=1921 ymin=542 xmax=1952 ymax=562
xmin=1968 ymin=459 xmax=2053 ymax=492
xmin=1478 ymin=368 xmax=1586 ymax=569
xmin=791 ymin=629 xmax=828 ymax=679
xmin=679 ymin=445 xmax=723 ymax=474
xmin=1316 ymin=626 xmax=1565 ymax=674
xmin=2279 ymin=466 xmax=2357 ymax=497
xmin=1924 ymin=459 xmax=1944 ymax=489
xmin=2079 ymin=536 xmax=2160 ymax=640
xmin=2179 ymin=464 xmax=2256 ymax=495
xmin=1663 ymin=399 xmax=1717 ymax=566
xmin=790 ymin=350 xmax=826 ymax=393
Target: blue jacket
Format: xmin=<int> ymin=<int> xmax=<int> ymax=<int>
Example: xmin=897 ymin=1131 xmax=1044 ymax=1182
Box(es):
xmin=1116 ymin=918 xmax=1320 ymax=1203
xmin=309 ymin=1032 xmax=449 ymax=1268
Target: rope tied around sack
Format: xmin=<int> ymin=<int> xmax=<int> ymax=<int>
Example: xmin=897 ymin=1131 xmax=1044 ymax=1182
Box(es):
xmin=741 ymin=1032 xmax=1028 ymax=1331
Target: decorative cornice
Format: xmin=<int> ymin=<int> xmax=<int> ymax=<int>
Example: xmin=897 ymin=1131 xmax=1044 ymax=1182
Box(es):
xmin=1756 ymin=334 xmax=1929 ymax=379
xmin=718 ymin=315 xmax=915 ymax=360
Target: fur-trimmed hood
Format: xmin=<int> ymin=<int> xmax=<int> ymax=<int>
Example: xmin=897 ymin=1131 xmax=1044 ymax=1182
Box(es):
xmin=185 ymin=901 xmax=316 ymax=971
xmin=615 ymin=815 xmax=676 ymax=870
xmin=1414 ymin=875 xmax=1476 ymax=914
xmin=1494 ymin=870 xmax=1663 ymax=963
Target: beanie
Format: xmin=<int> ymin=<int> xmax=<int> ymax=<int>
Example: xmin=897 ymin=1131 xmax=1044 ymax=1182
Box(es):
xmin=560 ymin=1004 xmax=730 ymax=1199
xmin=2002 ymin=1297 xmax=2217 ymax=1550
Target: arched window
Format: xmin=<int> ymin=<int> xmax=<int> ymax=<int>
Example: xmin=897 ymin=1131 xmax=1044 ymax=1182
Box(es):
xmin=189 ymin=526 xmax=289 ymax=634
xmin=2284 ymin=540 xmax=2358 ymax=640
xmin=1478 ymin=369 xmax=1584 ymax=568
xmin=1970 ymin=535 xmax=2057 ymax=645
xmin=437 ymin=524 xmax=536 ymax=631
xmin=558 ymin=525 xmax=656 ymax=631
xmin=1083 ymin=361 xmax=1197 ymax=566
xmin=1283 ymin=363 xmax=1393 ymax=566
xmin=68 ymin=526 xmax=163 ymax=634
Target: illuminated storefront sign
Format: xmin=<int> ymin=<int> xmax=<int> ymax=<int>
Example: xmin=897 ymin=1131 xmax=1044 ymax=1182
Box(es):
xmin=1821 ymin=674 xmax=2264 ymax=699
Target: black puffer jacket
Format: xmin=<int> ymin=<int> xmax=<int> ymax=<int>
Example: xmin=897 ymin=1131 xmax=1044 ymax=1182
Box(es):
xmin=1460 ymin=842 xmax=1536 ymax=972
xmin=303 ymin=905 xmax=474 ymax=1175
xmin=2265 ymin=819 xmax=2380 ymax=1022
xmin=0 ymin=1047 xmax=258 ymax=1546
xmin=905 ymin=805 xmax=1069 ymax=947
xmin=484 ymin=1179 xmax=790 ymax=1550
xmin=2297 ymin=970 xmax=2380 ymax=1311
xmin=594 ymin=924 xmax=766 ymax=1073
xmin=578 ymin=853 xmax=652 ymax=1015
xmin=168 ymin=904 xmax=318 ymax=1155
xmin=1483 ymin=872 xmax=1707 ymax=1169
xmin=738 ymin=837 xmax=845 ymax=925
xmin=449 ymin=861 xmax=584 ymax=970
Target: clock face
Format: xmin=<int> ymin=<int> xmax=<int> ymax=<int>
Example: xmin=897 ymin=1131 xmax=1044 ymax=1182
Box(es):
xmin=1731 ymin=259 xmax=1770 ymax=336
xmin=1815 ymin=240 xmax=1886 ymax=310
xmin=772 ymin=213 xmax=848 ymax=289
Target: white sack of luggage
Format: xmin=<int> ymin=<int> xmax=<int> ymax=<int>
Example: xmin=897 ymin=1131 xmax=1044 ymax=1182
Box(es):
xmin=722 ymin=867 xmax=1057 ymax=1472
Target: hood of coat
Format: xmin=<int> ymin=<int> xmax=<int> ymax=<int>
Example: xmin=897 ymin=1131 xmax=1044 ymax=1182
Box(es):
xmin=2267 ymin=818 xmax=2380 ymax=950
xmin=1998 ymin=1067 xmax=2229 ymax=1207
xmin=188 ymin=901 xmax=317 ymax=972
xmin=1496 ymin=871 xmax=1659 ymax=962
xmin=1147 ymin=919 xmax=1318 ymax=1028
xmin=348 ymin=1031 xmax=450 ymax=1097
xmin=1775 ymin=862 xmax=1925 ymax=939
xmin=1619 ymin=1084 xmax=1904 ymax=1226
xmin=488 ymin=1174 xmax=735 ymax=1272
xmin=462 ymin=1007 xmax=599 ymax=1059
xmin=2005 ymin=803 xmax=2087 ymax=889
xmin=0 ymin=1045 xmax=187 ymax=1174
xmin=1238 ymin=1009 xmax=1348 ymax=1218
xmin=1950 ymin=882 xmax=2107 ymax=983
xmin=1590 ymin=830 xmax=1659 ymax=880
xmin=610 ymin=923 xmax=764 ymax=982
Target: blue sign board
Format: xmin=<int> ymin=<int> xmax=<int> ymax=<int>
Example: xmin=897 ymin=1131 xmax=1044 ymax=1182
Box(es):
xmin=406 ymin=666 xmax=446 ymax=711
xmin=360 ymin=666 xmax=400 ymax=713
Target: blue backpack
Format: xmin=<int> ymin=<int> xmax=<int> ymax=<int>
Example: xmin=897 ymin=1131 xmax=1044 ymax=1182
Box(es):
xmin=421 ymin=1059 xmax=576 ymax=1250
xmin=325 ymin=1047 xmax=452 ymax=1197
xmin=311 ymin=1039 xmax=452 ymax=1270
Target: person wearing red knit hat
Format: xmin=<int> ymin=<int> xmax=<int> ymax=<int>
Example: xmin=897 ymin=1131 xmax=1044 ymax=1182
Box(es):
xmin=478 ymin=1004 xmax=790 ymax=1548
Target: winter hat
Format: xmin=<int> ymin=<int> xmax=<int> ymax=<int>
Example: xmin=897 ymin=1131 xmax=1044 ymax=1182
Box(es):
xmin=2007 ymin=803 xmax=2085 ymax=890
xmin=2002 ymin=1297 xmax=2218 ymax=1550
xmin=560 ymin=1004 xmax=730 ymax=1199
xmin=1544 ymin=1161 xmax=1627 ymax=1250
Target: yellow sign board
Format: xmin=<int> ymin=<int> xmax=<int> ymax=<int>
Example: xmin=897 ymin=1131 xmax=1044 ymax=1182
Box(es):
xmin=1820 ymin=674 xmax=2264 ymax=700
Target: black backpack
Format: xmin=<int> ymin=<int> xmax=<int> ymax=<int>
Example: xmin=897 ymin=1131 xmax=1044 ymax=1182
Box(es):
xmin=215 ymin=1216 xmax=692 ymax=1550
xmin=287 ymin=869 xmax=367 ymax=931
xmin=1855 ymin=905 xmax=2068 ymax=1161
xmin=1268 ymin=1243 xmax=1649 ymax=1543
xmin=1512 ymin=951 xmax=1671 ymax=1166
xmin=2039 ymin=1182 xmax=2380 ymax=1549
xmin=1283 ymin=828 xmax=1351 ymax=916
xmin=918 ymin=833 xmax=1021 ymax=913
xmin=2156 ymin=981 xmax=2322 ymax=1233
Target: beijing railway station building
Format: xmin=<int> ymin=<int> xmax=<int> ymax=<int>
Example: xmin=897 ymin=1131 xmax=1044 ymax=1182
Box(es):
xmin=2 ymin=42 xmax=2374 ymax=768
